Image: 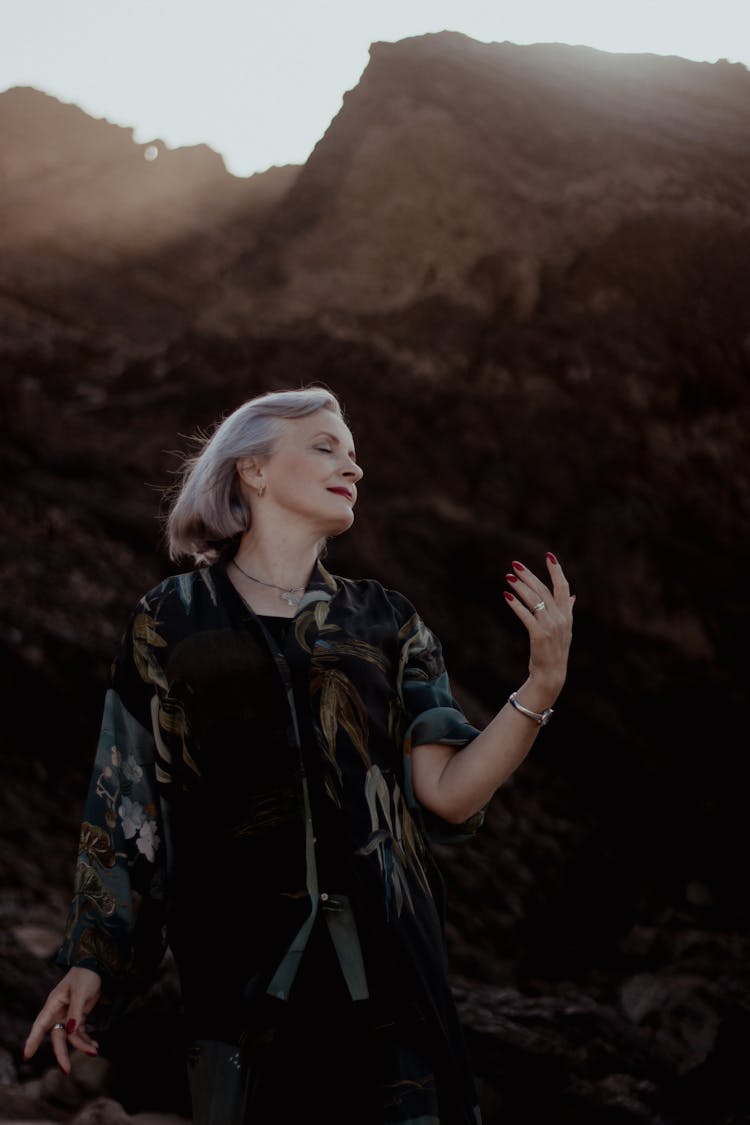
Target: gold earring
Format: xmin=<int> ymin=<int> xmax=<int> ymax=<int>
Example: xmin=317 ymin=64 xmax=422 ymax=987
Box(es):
xmin=257 ymin=483 xmax=267 ymax=498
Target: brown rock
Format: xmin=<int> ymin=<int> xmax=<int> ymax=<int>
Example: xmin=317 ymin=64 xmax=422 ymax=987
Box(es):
xmin=620 ymin=973 xmax=723 ymax=1073
xmin=37 ymin=1054 xmax=115 ymax=1113
xmin=71 ymin=1097 xmax=133 ymax=1125
xmin=39 ymin=1065 xmax=86 ymax=1111
xmin=12 ymin=925 xmax=63 ymax=960
xmin=69 ymin=1054 xmax=117 ymax=1100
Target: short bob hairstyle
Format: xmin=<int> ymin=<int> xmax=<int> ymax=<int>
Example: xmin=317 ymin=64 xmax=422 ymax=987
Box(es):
xmin=164 ymin=387 xmax=343 ymax=566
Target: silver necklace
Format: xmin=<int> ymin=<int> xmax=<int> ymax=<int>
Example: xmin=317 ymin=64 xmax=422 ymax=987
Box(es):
xmin=230 ymin=557 xmax=306 ymax=607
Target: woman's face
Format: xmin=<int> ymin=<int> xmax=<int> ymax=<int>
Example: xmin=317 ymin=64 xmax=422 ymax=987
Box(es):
xmin=240 ymin=411 xmax=364 ymax=535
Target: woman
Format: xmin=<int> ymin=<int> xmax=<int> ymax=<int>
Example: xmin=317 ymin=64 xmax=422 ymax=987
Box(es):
xmin=24 ymin=387 xmax=574 ymax=1123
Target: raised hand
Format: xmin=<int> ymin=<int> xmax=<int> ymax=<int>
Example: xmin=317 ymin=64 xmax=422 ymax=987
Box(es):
xmin=504 ymin=552 xmax=575 ymax=697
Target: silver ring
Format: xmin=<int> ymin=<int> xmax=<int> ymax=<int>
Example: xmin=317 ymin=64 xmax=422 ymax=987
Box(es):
xmin=531 ymin=600 xmax=546 ymax=615
xmin=51 ymin=1022 xmax=66 ymax=1032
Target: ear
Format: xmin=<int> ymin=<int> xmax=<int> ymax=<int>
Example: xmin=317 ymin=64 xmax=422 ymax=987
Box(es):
xmin=236 ymin=457 xmax=264 ymax=490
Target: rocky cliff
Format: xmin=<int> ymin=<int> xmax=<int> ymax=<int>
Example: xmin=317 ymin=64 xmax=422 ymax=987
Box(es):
xmin=2 ymin=33 xmax=749 ymax=1125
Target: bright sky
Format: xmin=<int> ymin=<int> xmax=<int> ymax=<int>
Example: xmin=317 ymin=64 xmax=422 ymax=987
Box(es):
xmin=3 ymin=0 xmax=747 ymax=176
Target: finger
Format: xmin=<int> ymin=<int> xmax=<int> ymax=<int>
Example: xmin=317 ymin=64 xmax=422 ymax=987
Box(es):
xmin=545 ymin=552 xmax=571 ymax=604
xmin=503 ymin=589 xmax=546 ymax=630
xmin=510 ymin=560 xmax=547 ymax=589
xmin=23 ymin=1019 xmax=45 ymax=1061
xmin=66 ymin=993 xmax=100 ymax=1056
xmin=506 ymin=571 xmax=554 ymax=620
xmin=70 ymin=1023 xmax=99 ymax=1055
xmin=49 ymin=1024 xmax=72 ymax=1075
xmin=23 ymin=995 xmax=68 ymax=1060
xmin=506 ymin=582 xmax=548 ymax=621
xmin=509 ymin=561 xmax=551 ymax=600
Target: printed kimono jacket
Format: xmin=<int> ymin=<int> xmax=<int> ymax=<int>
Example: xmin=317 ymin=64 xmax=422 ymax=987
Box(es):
xmin=57 ymin=553 xmax=485 ymax=1122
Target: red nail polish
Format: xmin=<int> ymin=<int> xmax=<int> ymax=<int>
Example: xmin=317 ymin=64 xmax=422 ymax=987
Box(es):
xmin=505 ymin=573 xmax=518 ymax=583
xmin=547 ymin=552 xmax=558 ymax=565
xmin=512 ymin=561 xmax=524 ymax=572
xmin=503 ymin=591 xmax=515 ymax=601
xmin=66 ymin=1019 xmax=76 ymax=1035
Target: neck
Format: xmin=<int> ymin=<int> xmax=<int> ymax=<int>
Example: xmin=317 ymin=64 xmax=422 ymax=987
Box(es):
xmin=232 ymin=524 xmax=323 ymax=592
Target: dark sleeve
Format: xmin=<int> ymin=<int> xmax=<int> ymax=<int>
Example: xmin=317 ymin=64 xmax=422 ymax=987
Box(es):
xmin=55 ymin=594 xmax=172 ymax=999
xmin=389 ymin=589 xmax=485 ymax=844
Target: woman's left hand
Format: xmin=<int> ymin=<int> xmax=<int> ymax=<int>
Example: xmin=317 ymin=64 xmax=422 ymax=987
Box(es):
xmin=504 ymin=552 xmax=575 ymax=697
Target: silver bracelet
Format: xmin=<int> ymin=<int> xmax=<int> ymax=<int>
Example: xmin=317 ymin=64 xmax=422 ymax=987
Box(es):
xmin=508 ymin=691 xmax=554 ymax=726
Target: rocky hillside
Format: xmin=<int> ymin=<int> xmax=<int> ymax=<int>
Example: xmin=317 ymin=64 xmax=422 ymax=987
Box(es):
xmin=2 ymin=33 xmax=749 ymax=1125
xmin=0 ymin=85 xmax=299 ymax=346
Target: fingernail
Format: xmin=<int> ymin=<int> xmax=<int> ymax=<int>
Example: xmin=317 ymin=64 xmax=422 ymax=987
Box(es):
xmin=85 ymin=1050 xmax=98 ymax=1057
xmin=505 ymin=573 xmax=518 ymax=583
xmin=503 ymin=591 xmax=515 ymax=602
xmin=547 ymin=552 xmax=558 ymax=565
xmin=66 ymin=1019 xmax=77 ymax=1035
xmin=512 ymin=561 xmax=524 ymax=572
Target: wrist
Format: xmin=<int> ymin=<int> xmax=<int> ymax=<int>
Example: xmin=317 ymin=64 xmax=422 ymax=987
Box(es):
xmin=519 ymin=675 xmax=563 ymax=710
xmin=508 ymin=691 xmax=554 ymax=726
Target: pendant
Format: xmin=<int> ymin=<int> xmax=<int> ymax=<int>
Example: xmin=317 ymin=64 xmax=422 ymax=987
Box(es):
xmin=281 ymin=589 xmax=300 ymax=606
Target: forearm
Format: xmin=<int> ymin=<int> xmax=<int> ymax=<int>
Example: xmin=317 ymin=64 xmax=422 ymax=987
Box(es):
xmin=412 ymin=552 xmax=574 ymax=826
xmin=414 ymin=675 xmax=563 ymax=824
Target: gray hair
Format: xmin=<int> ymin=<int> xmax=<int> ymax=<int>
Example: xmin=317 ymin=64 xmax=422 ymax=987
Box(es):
xmin=164 ymin=387 xmax=343 ymax=565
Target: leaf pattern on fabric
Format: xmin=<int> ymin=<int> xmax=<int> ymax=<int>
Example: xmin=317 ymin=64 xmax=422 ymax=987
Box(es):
xmin=306 ymin=623 xmax=393 ymax=782
xmin=74 ymin=861 xmax=116 ymax=916
xmin=176 ymin=572 xmax=195 ymax=613
xmin=313 ymin=635 xmax=389 ymax=672
xmin=132 ymin=612 xmax=168 ymax=690
xmin=358 ymin=765 xmax=429 ymax=918
xmin=388 ymin=694 xmax=404 ymax=746
xmin=398 ymin=796 xmax=429 ymax=876
xmin=158 ymin=695 xmax=201 ymax=777
xmin=199 ymin=568 xmax=218 ymax=606
xmin=79 ymin=821 xmax=116 ymax=868
xmin=76 ymin=925 xmax=127 ymax=977
xmin=311 ymin=667 xmax=371 ymax=772
xmin=175 ymin=568 xmax=218 ymax=612
xmin=323 ymin=768 xmax=343 ymax=809
xmin=94 ymin=765 xmax=120 ymax=831
xmin=294 ymin=603 xmax=335 ymax=652
xmin=396 ymin=612 xmax=444 ymax=697
xmin=231 ymin=787 xmax=299 ymax=837
xmin=383 ymin=1072 xmax=438 ymax=1107
xmin=149 ymin=693 xmax=173 ymax=785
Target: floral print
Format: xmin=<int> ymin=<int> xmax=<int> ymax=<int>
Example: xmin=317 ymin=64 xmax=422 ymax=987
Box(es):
xmin=119 ymin=796 xmax=145 ymax=839
xmin=122 ymin=756 xmax=143 ymax=783
xmin=134 ymin=819 xmax=160 ymax=863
